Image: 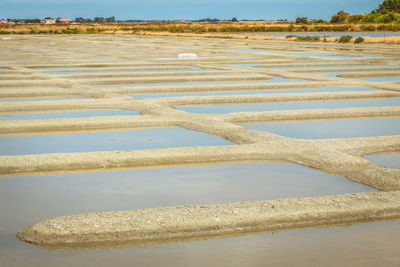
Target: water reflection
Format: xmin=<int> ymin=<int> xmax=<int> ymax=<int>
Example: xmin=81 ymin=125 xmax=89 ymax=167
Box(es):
xmin=0 ymin=109 xmax=139 ymax=121
xmin=0 ymin=163 xmax=379 ymax=265
xmin=364 ymin=154 xmax=400 ymax=169
xmin=178 ymin=98 xmax=400 ymax=114
xmin=0 ymin=128 xmax=233 ymax=155
xmin=243 ymin=118 xmax=400 ymax=139
xmin=359 ymin=76 xmax=400 ymax=82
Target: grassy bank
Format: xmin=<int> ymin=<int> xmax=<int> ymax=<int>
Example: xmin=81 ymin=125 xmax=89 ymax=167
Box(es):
xmin=1 ymin=22 xmax=400 ymax=44
xmin=1 ymin=21 xmax=400 ymax=34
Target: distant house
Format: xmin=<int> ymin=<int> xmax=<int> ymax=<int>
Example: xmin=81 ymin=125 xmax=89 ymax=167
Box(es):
xmin=43 ymin=18 xmax=57 ymax=24
xmin=56 ymin=18 xmax=72 ymax=24
xmin=0 ymin=19 xmax=8 ymax=24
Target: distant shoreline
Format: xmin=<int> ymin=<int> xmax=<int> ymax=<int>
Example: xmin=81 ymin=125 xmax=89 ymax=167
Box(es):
xmin=1 ymin=22 xmax=400 ymax=44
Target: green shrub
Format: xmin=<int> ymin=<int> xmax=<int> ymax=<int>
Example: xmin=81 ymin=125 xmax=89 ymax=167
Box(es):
xmin=0 ymin=30 xmax=11 ymax=34
xmin=338 ymin=35 xmax=353 ymax=43
xmin=354 ymin=37 xmax=364 ymax=44
xmin=296 ymin=36 xmax=320 ymax=42
xmin=285 ymin=35 xmax=296 ymax=38
xmin=62 ymin=27 xmax=80 ymax=34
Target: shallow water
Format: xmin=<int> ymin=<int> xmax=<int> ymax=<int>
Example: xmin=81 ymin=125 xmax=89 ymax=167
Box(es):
xmin=132 ymin=87 xmax=374 ymax=98
xmin=243 ymin=118 xmax=400 ymax=139
xmin=0 ymin=109 xmax=139 ymax=121
xmin=178 ymin=97 xmax=400 ymax=114
xmin=0 ymin=97 xmax=92 ymax=102
xmin=0 ymin=163 xmax=388 ymax=267
xmin=273 ymin=64 xmax=398 ymax=71
xmin=358 ymin=76 xmax=400 ymax=82
xmin=284 ymin=52 xmax=378 ymax=59
xmin=0 ymin=128 xmax=232 ymax=155
xmin=364 ymin=154 xmax=400 ymax=169
xmin=238 ymin=32 xmax=400 ymax=38
xmin=229 ymin=63 xmax=261 ymax=68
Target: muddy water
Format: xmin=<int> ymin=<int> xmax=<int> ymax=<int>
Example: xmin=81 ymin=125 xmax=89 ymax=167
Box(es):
xmin=364 ymin=154 xmax=400 ymax=169
xmin=178 ymin=97 xmax=400 ymax=114
xmin=1 ymin=163 xmax=391 ymax=267
xmin=0 ymin=128 xmax=232 ymax=155
xmin=243 ymin=118 xmax=400 ymax=139
xmin=0 ymin=109 xmax=140 ymax=121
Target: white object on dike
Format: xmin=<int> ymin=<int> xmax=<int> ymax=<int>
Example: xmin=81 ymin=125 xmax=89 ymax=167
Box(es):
xmin=178 ymin=53 xmax=198 ymax=59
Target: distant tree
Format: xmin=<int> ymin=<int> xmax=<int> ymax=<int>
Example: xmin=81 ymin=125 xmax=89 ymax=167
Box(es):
xmin=330 ymin=10 xmax=350 ymax=23
xmin=375 ymin=0 xmax=400 ymax=13
xmin=296 ymin=17 xmax=308 ymax=24
xmin=24 ymin=18 xmax=41 ymax=23
xmin=383 ymin=12 xmax=396 ymax=22
xmin=75 ymin=17 xmax=85 ymax=23
xmin=231 ymin=17 xmax=238 ymax=22
xmin=105 ymin=16 xmax=116 ymax=23
xmin=45 ymin=17 xmax=53 ymax=19
xmin=93 ymin=17 xmax=105 ymax=23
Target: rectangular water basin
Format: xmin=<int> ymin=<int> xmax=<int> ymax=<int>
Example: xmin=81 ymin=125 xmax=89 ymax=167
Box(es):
xmin=364 ymin=154 xmax=400 ymax=169
xmin=274 ymin=65 xmax=398 ymax=71
xmin=358 ymin=76 xmax=400 ymax=82
xmin=243 ymin=118 xmax=400 ymax=139
xmin=0 ymin=109 xmax=140 ymax=121
xmin=0 ymin=128 xmax=233 ymax=155
xmin=132 ymin=87 xmax=374 ymax=99
xmin=178 ymin=97 xmax=400 ymax=114
xmin=285 ymin=52 xmax=379 ymax=59
xmin=0 ymin=162 xmax=382 ymax=266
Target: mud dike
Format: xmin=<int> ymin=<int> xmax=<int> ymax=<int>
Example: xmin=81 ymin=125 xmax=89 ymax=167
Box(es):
xmin=0 ymin=35 xmax=399 ymax=250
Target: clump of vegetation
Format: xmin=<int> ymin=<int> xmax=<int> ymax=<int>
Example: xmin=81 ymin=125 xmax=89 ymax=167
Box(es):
xmin=285 ymin=35 xmax=297 ymax=38
xmin=61 ymin=27 xmax=80 ymax=34
xmin=354 ymin=37 xmax=365 ymax=43
xmin=296 ymin=17 xmax=308 ymax=24
xmin=296 ymin=36 xmax=320 ymax=42
xmin=331 ymin=11 xmax=351 ymax=23
xmin=338 ymin=35 xmax=353 ymax=43
xmin=375 ymin=0 xmax=400 ymax=13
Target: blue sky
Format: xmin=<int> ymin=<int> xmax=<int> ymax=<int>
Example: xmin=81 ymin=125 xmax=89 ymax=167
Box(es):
xmin=1 ymin=0 xmax=379 ymax=20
